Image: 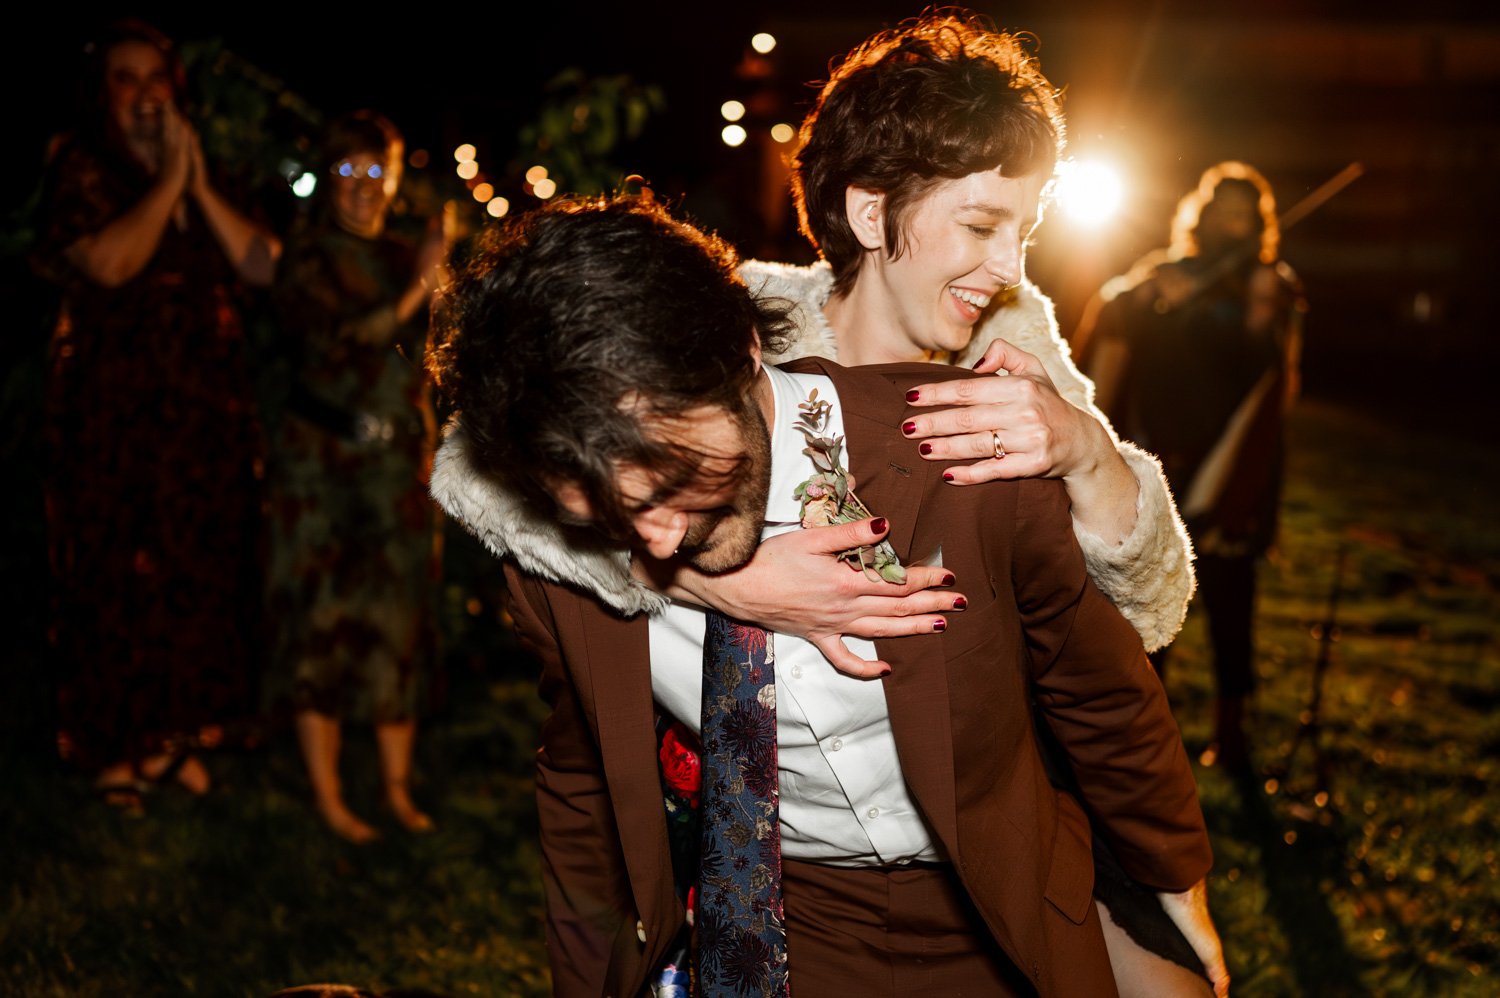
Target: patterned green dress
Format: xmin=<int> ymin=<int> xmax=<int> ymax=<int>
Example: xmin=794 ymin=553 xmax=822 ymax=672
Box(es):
xmin=266 ymin=222 xmax=439 ymax=723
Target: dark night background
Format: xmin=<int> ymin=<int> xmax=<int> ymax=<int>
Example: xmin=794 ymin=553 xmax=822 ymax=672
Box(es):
xmin=8 ymin=2 xmax=1500 ymax=433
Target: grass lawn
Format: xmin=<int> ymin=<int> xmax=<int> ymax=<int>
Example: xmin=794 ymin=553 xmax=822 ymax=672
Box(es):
xmin=3 ymin=399 xmax=1496 ymax=996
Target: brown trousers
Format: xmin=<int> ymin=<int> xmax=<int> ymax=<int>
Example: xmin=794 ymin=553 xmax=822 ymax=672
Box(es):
xmin=781 ymin=858 xmax=1035 ymax=997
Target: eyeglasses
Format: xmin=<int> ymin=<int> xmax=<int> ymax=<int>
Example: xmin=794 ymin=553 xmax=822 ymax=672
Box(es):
xmin=331 ymin=160 xmax=389 ymax=180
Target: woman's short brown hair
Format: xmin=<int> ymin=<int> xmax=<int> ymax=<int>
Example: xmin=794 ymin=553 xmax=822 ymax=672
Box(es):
xmin=792 ymin=12 xmax=1064 ymax=296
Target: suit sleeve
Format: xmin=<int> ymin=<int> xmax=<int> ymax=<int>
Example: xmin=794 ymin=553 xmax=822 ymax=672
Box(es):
xmin=1009 ymin=479 xmax=1212 ymax=892
xmin=959 ymin=284 xmax=1196 ymax=653
xmin=504 ymin=566 xmax=633 ymax=996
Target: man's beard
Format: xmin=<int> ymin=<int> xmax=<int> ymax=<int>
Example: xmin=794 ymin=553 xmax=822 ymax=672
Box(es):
xmin=680 ymin=403 xmax=772 ymax=574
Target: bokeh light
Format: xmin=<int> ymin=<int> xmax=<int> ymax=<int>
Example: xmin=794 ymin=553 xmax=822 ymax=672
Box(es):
xmin=291 ymin=173 xmax=317 ymax=198
xmin=720 ymin=100 xmax=746 ymax=122
xmin=722 ymin=124 xmax=747 ymax=147
xmin=472 ymin=182 xmax=494 ymax=202
xmin=751 ymin=33 xmax=776 ymax=54
xmin=533 ymin=177 xmax=557 ymax=199
xmin=487 ymin=197 xmax=510 ymax=218
xmin=1053 ymin=159 xmax=1124 ymax=227
xmin=456 ymin=161 xmax=479 ymax=181
xmin=525 ymin=164 xmax=549 ymax=185
xmin=454 ymin=144 xmax=476 ymax=163
xmin=409 ymin=149 xmax=429 ymax=169
xmin=771 ymin=123 xmax=795 ymax=144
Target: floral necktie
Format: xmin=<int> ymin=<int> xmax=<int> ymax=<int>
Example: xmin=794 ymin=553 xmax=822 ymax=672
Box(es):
xmin=697 ymin=610 xmax=789 ymax=997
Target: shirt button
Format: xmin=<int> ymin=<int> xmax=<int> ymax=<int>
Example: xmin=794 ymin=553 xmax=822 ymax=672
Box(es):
xmin=790 ymin=664 xmax=803 ymax=679
xmin=830 ymin=737 xmax=843 ymax=752
xmin=866 ymin=806 xmax=880 ymax=819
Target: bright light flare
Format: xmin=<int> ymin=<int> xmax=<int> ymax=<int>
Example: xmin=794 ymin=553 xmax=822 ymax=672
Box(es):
xmin=487 ymin=196 xmax=510 ymax=218
xmin=770 ymin=123 xmax=795 ymax=144
xmin=454 ymin=143 xmax=477 ymax=163
xmin=751 ymin=32 xmax=776 ymax=54
xmin=291 ymin=173 xmax=317 ymax=198
xmin=1053 ymin=159 xmax=1124 ymax=227
xmin=525 ymin=164 xmax=549 ymax=185
xmin=456 ymin=161 xmax=479 ymax=180
xmin=720 ymin=100 xmax=745 ymax=122
xmin=472 ymin=182 xmax=494 ymax=202
xmin=722 ymin=124 xmax=747 ymax=147
xmin=533 ymin=177 xmax=557 ymax=199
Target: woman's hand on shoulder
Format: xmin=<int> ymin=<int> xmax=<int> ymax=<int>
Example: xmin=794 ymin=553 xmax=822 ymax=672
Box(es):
xmin=659 ymin=518 xmax=963 ymax=678
xmin=903 ymin=339 xmax=1110 ymax=486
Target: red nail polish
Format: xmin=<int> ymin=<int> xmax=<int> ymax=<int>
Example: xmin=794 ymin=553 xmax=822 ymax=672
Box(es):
xmin=905 ymin=389 xmax=921 ymax=402
xmin=919 ymin=442 xmax=934 ymax=456
xmin=972 ymin=359 xmax=985 ymax=370
xmin=941 ymin=573 xmax=955 ymax=587
xmin=942 ymin=471 xmax=955 ymax=482
xmin=953 ymin=596 xmax=968 ymax=610
xmin=870 ymin=517 xmax=888 ymax=534
xmin=880 ymin=667 xmax=893 ymax=677
xmin=902 ymin=421 xmax=917 ymax=435
xmin=933 ymin=619 xmax=947 ymax=632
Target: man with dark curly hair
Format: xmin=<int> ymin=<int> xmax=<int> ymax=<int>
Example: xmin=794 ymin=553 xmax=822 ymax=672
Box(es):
xmin=430 ymin=194 xmax=1220 ymax=998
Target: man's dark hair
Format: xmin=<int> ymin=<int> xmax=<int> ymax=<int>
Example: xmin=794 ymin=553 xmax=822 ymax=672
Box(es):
xmin=430 ymin=195 xmax=789 ymax=542
xmin=792 ymin=12 xmax=1064 ymax=296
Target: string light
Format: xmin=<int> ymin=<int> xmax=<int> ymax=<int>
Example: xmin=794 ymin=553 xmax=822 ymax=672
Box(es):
xmin=751 ymin=33 xmax=776 ymax=54
xmin=454 ymin=143 xmax=476 ymax=163
xmin=533 ymin=177 xmax=557 ymax=199
xmin=720 ymin=100 xmax=746 ymax=122
xmin=291 ymin=173 xmax=316 ymax=198
xmin=525 ymin=165 xmax=549 ymax=185
xmin=487 ymin=197 xmax=510 ymax=218
xmin=771 ymin=123 xmax=795 ymax=144
xmin=721 ymin=124 xmax=747 ymax=147
xmin=457 ymin=161 xmax=479 ymax=180
xmin=473 ymin=182 xmax=494 ymax=202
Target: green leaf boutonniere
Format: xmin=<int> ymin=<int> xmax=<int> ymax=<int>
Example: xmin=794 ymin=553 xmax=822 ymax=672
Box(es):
xmin=791 ymin=389 xmax=907 ymax=584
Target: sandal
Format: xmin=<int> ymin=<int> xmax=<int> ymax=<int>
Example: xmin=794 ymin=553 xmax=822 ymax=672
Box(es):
xmin=93 ymin=765 xmax=148 ymax=815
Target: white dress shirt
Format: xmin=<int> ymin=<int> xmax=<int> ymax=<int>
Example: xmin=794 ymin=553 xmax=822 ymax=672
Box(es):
xmin=648 ymin=364 xmax=941 ymax=867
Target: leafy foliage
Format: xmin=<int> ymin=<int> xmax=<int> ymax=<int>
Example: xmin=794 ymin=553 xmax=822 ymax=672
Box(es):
xmin=516 ymin=69 xmax=664 ymax=197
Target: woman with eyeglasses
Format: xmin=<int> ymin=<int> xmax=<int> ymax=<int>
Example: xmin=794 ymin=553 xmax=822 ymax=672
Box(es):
xmin=266 ymin=110 xmax=449 ymax=843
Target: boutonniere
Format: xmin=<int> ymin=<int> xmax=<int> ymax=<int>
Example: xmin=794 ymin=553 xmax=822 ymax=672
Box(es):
xmin=792 ymin=389 xmax=906 ymax=584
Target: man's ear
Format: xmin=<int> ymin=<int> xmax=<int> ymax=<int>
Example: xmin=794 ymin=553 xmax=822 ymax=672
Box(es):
xmin=845 ymin=186 xmax=886 ymax=251
xmin=553 ymin=481 xmax=593 ymax=522
xmin=631 ymin=505 xmax=690 ymax=561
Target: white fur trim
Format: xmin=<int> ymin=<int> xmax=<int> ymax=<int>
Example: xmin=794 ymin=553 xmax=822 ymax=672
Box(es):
xmin=429 ymin=422 xmax=667 ymax=617
xmin=1073 ymin=442 xmax=1195 ymax=652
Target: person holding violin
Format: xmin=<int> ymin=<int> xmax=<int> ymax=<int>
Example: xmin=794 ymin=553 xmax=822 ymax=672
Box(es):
xmin=1084 ymin=161 xmax=1306 ymax=775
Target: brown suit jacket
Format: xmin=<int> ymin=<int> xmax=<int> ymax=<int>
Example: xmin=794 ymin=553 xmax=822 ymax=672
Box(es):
xmin=502 ymin=359 xmax=1212 ymax=998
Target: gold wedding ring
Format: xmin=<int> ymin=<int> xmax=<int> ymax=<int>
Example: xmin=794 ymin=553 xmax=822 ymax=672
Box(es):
xmin=992 ymin=430 xmax=1006 ymax=460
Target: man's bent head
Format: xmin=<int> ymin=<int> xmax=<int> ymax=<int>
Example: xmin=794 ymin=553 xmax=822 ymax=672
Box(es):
xmin=430 ymin=195 xmax=786 ymax=567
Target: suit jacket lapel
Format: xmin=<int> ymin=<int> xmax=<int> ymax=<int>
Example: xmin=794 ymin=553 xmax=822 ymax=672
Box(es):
xmin=575 ymin=600 xmax=678 ymax=935
xmin=805 ymin=359 xmax=962 ymax=862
